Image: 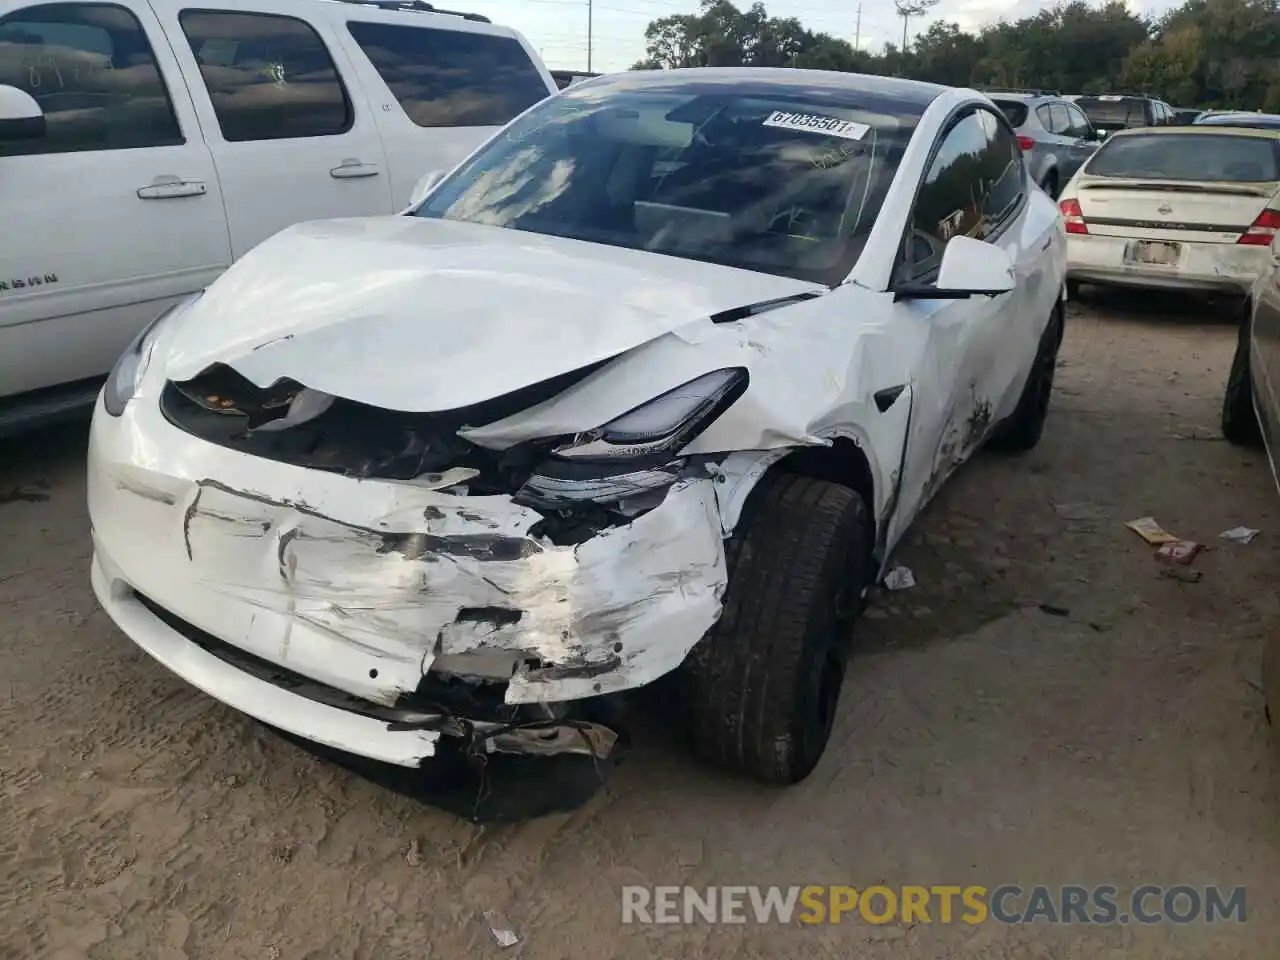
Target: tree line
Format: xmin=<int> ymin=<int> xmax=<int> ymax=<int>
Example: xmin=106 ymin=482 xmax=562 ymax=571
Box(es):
xmin=634 ymin=0 xmax=1280 ymax=111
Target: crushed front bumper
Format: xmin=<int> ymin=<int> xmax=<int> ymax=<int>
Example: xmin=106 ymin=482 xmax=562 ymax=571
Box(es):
xmin=88 ymin=396 xmax=728 ymax=767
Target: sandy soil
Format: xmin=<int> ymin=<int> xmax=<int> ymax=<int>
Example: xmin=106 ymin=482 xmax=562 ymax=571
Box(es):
xmin=3 ymin=291 xmax=1280 ymax=959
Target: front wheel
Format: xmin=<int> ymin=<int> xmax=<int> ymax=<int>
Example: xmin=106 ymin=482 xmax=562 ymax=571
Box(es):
xmin=678 ymin=473 xmax=872 ymax=785
xmin=989 ymin=301 xmax=1065 ymax=453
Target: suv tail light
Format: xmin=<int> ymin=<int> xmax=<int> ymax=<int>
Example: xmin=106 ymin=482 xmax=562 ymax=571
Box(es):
xmin=1238 ymin=208 xmax=1280 ymax=246
xmin=1016 ymin=135 xmax=1035 ymax=152
xmin=1059 ymin=198 xmax=1087 ymax=235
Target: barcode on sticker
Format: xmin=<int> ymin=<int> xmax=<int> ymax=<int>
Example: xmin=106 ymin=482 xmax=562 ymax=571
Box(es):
xmin=762 ymin=110 xmax=870 ymax=141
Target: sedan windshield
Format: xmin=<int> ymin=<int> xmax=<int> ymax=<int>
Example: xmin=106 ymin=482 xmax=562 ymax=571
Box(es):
xmin=415 ymin=81 xmax=918 ymax=286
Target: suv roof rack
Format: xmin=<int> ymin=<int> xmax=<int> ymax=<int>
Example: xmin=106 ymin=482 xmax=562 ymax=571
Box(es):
xmin=977 ymin=87 xmax=1061 ymax=97
xmin=333 ymin=0 xmax=491 ymax=23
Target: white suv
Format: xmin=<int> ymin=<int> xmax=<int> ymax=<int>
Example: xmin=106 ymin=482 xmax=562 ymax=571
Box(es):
xmin=0 ymin=0 xmax=556 ymax=435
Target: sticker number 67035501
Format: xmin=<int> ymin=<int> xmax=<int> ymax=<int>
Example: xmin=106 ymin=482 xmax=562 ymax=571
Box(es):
xmin=762 ymin=110 xmax=871 ymax=141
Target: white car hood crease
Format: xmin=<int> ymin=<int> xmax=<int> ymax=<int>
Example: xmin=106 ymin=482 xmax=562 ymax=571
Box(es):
xmin=162 ymin=216 xmax=825 ymax=412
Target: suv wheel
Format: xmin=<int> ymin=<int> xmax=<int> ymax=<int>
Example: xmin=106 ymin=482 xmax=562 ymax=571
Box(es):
xmin=678 ymin=473 xmax=871 ymax=785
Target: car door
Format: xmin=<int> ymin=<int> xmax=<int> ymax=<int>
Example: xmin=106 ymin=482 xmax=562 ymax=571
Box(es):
xmin=332 ymin=13 xmax=556 ymax=208
xmin=1250 ymin=237 xmax=1280 ymax=459
xmin=886 ymin=106 xmax=1055 ymax=547
xmin=154 ymin=0 xmax=393 ymax=258
xmin=0 ymin=0 xmax=231 ymax=400
xmin=1061 ymin=101 xmax=1099 ymax=178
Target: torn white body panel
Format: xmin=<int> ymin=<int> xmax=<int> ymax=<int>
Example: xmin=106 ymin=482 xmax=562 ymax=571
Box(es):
xmin=159 ymin=216 xmax=823 ymax=412
xmin=88 ymin=398 xmax=726 ymax=716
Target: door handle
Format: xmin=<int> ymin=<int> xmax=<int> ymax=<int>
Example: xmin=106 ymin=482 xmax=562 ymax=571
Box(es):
xmin=330 ymin=159 xmax=380 ymax=179
xmin=137 ymin=176 xmax=207 ymax=200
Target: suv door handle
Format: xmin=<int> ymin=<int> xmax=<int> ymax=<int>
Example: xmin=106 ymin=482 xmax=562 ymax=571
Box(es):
xmin=330 ymin=159 xmax=380 ymax=179
xmin=137 ymin=176 xmax=207 ymax=200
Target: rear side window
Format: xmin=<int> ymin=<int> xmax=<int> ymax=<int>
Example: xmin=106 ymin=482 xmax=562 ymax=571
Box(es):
xmin=178 ymin=10 xmax=352 ymax=142
xmin=0 ymin=2 xmax=182 ymax=156
xmin=1087 ymin=133 xmax=1280 ymax=182
xmin=347 ymin=21 xmax=548 ymax=127
xmin=991 ymin=99 xmax=1027 ymax=127
xmin=1079 ymin=98 xmax=1146 ymax=129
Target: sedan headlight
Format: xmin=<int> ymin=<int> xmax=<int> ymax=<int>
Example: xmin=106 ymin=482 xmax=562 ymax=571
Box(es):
xmin=103 ymin=295 xmax=199 ymax=416
xmin=517 ymin=368 xmax=746 ymax=506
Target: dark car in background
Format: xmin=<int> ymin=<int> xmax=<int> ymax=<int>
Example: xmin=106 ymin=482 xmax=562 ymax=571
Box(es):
xmin=1196 ymin=111 xmax=1280 ymax=130
xmin=1076 ymin=94 xmax=1178 ymax=136
xmin=1173 ymin=107 xmax=1205 ymax=124
xmin=984 ymin=89 xmax=1101 ymax=197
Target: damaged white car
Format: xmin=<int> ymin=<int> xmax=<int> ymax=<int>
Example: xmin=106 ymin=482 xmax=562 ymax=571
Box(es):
xmin=88 ymin=68 xmax=1066 ymax=786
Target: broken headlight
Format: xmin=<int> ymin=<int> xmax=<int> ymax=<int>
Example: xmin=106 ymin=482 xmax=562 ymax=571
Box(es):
xmin=103 ymin=294 xmax=200 ymax=417
xmin=517 ymin=368 xmax=746 ymax=506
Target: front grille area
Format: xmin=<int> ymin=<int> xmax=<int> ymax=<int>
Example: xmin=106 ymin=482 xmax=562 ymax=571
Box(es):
xmin=159 ymin=360 xmax=608 ymax=488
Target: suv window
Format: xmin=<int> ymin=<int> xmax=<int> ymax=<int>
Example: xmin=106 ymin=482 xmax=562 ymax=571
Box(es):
xmin=178 ymin=10 xmax=352 ymax=142
xmin=991 ymin=98 xmax=1028 ymax=127
xmin=1049 ymin=104 xmax=1071 ymax=135
xmin=1078 ymin=97 xmax=1148 ymax=131
xmin=1063 ymin=103 xmax=1092 ymax=138
xmin=898 ymin=108 xmax=1025 ymax=283
xmin=0 ymin=2 xmax=182 ymax=156
xmin=347 ymin=21 xmax=547 ymax=127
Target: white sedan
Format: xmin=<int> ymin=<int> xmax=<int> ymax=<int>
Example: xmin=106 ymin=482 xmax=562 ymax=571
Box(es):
xmin=87 ymin=68 xmax=1066 ymax=786
xmin=1059 ymin=125 xmax=1280 ymax=298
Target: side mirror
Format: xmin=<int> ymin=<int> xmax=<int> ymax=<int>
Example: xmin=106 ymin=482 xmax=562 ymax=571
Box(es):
xmin=1094 ymin=128 xmax=1109 ymax=141
xmin=894 ymin=236 xmax=1016 ymax=301
xmin=407 ymin=169 xmax=445 ymax=210
xmin=0 ymin=85 xmax=44 ymax=142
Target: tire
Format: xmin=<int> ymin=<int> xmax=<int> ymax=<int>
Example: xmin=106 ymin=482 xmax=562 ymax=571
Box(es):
xmin=1040 ymin=171 xmax=1059 ymax=199
xmin=1066 ymin=279 xmax=1082 ymax=302
xmin=678 ymin=473 xmax=872 ymax=785
xmin=1222 ymin=307 xmax=1262 ymax=446
xmin=989 ymin=300 xmax=1065 ymax=453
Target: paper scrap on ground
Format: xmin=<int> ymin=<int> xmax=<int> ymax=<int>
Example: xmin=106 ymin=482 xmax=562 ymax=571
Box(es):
xmin=883 ymin=566 xmax=916 ymax=591
xmin=1155 ymin=540 xmax=1205 ymax=565
xmin=1219 ymin=526 xmax=1261 ymax=544
xmin=1126 ymin=517 xmax=1180 ymax=545
xmin=483 ymin=910 xmax=521 ymax=949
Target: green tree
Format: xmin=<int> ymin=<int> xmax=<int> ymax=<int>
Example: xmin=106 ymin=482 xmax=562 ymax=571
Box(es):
xmin=635 ymin=0 xmax=1280 ymax=110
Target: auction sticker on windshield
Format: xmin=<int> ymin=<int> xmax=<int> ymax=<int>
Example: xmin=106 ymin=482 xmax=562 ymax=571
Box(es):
xmin=762 ymin=111 xmax=870 ymax=141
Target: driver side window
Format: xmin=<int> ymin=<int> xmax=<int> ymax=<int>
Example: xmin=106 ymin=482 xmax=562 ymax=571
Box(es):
xmin=895 ymin=108 xmax=1025 ymax=285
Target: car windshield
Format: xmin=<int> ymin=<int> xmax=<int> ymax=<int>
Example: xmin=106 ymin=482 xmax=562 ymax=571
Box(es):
xmin=1078 ymin=98 xmax=1146 ymax=128
xmin=414 ymin=81 xmax=918 ymax=286
xmin=1086 ymin=132 xmax=1280 ymax=182
xmin=991 ymin=99 xmax=1028 ymax=127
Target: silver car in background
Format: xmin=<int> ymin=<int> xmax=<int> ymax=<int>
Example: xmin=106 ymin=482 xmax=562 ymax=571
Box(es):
xmin=984 ymin=90 xmax=1102 ymax=198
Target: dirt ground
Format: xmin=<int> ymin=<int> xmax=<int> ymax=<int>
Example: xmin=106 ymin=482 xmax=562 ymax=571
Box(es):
xmin=3 ymin=291 xmax=1280 ymax=959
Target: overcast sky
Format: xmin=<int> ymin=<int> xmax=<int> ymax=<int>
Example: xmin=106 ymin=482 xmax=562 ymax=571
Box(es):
xmin=434 ymin=0 xmax=1168 ymax=73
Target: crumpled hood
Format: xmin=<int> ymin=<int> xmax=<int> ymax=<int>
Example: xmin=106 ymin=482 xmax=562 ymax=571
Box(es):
xmin=162 ymin=216 xmax=823 ymax=412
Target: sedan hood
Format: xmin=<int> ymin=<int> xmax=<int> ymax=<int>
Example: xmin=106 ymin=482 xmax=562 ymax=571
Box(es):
xmin=162 ymin=217 xmax=823 ymax=412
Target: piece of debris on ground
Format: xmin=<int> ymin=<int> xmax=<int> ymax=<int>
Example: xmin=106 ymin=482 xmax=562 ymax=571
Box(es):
xmin=1126 ymin=517 xmax=1180 ymax=545
xmin=482 ymin=909 xmax=521 ymax=948
xmin=883 ymin=566 xmax=916 ymax=591
xmin=1155 ymin=540 xmax=1206 ymax=565
xmin=1219 ymin=526 xmax=1262 ymax=544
